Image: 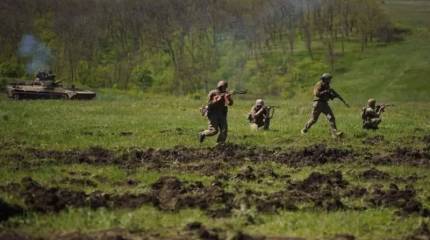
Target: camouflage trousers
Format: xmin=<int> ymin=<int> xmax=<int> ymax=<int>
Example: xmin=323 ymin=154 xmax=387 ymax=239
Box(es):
xmin=303 ymin=101 xmax=338 ymax=134
xmin=202 ymin=113 xmax=228 ymax=143
xmin=363 ymin=118 xmax=381 ymax=129
xmin=250 ymin=118 xmax=270 ymax=130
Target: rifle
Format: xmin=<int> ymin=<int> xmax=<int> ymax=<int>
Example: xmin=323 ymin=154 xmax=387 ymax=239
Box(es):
xmin=265 ymin=105 xmax=279 ymax=119
xmin=376 ymin=103 xmax=394 ymax=112
xmin=226 ymin=89 xmax=248 ymax=95
xmin=201 ymin=89 xmax=248 ymax=117
xmin=329 ymin=89 xmax=350 ymax=108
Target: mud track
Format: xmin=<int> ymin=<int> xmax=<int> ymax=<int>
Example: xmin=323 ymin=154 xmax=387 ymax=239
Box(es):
xmin=0 ymin=173 xmax=356 ymax=217
xmin=366 ymin=183 xmax=430 ymax=217
xmin=24 ymin=144 xmax=354 ymax=169
xmin=3 ymin=168 xmax=428 ymax=221
xmin=5 ymin=143 xmax=427 ymax=172
xmin=4 ymin=222 xmax=428 ymax=240
xmin=0 ymin=223 xmax=310 ymax=240
xmin=0 ymin=198 xmax=23 ymax=222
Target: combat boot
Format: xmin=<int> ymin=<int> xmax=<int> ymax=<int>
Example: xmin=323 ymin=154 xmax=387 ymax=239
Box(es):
xmin=199 ymin=132 xmax=206 ymax=143
xmin=332 ymin=131 xmax=344 ymax=139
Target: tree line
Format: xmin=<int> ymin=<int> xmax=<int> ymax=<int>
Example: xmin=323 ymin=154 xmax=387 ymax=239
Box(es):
xmin=0 ymin=0 xmax=398 ymax=94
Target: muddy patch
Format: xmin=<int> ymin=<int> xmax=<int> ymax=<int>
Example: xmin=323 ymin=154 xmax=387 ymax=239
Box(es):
xmin=362 ymin=135 xmax=386 ymax=145
xmin=58 ymin=177 xmax=98 ymax=187
xmin=358 ymin=168 xmax=390 ymax=180
xmin=11 ymin=144 xmax=354 ymax=170
xmin=367 ymin=183 xmax=430 ymax=216
xmin=372 ymin=147 xmax=430 ymax=166
xmin=234 ymin=166 xmax=281 ymax=182
xmin=423 ymin=135 xmax=430 ymax=145
xmin=0 ymin=198 xmax=23 ymax=222
xmin=286 ymin=171 xmax=349 ymax=211
xmin=3 ymin=176 xmax=235 ymax=217
xmin=0 ymin=225 xmax=307 ymax=240
xmin=150 ymin=176 xmax=235 ymax=217
xmin=0 ymin=232 xmax=31 ymax=240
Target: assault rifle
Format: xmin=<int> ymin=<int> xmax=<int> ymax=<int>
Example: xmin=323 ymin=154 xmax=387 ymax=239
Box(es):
xmin=329 ymin=89 xmax=350 ymax=108
xmin=222 ymin=89 xmax=248 ymax=96
xmin=200 ymin=89 xmax=248 ymax=117
xmin=266 ymin=105 xmax=280 ymax=119
xmin=376 ymin=103 xmax=394 ymax=112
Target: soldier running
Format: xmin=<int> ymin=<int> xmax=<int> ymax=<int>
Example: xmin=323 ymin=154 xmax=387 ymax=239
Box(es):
xmin=362 ymin=98 xmax=384 ymax=129
xmin=199 ymin=80 xmax=233 ymax=144
xmin=301 ymin=73 xmax=346 ymax=138
xmin=248 ymin=99 xmax=271 ymax=130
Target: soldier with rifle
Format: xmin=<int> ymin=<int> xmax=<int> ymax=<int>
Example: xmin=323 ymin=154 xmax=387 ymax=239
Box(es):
xmin=301 ymin=73 xmax=349 ymax=138
xmin=248 ymin=99 xmax=277 ymax=130
xmin=362 ymin=98 xmax=393 ymax=129
xmin=199 ymin=80 xmax=246 ymax=144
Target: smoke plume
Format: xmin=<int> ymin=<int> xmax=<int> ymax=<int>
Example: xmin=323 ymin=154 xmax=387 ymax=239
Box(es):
xmin=18 ymin=34 xmax=53 ymax=74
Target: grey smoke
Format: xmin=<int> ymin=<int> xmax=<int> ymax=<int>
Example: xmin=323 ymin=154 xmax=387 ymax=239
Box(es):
xmin=18 ymin=34 xmax=53 ymax=74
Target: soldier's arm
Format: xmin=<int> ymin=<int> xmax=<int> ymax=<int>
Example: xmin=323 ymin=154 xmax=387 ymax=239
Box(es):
xmin=376 ymin=105 xmax=385 ymax=115
xmin=366 ymin=108 xmax=379 ymax=118
xmin=250 ymin=107 xmax=257 ymax=118
xmin=254 ymin=107 xmax=266 ymax=117
xmin=208 ymin=91 xmax=217 ymax=105
xmin=226 ymin=94 xmax=233 ymax=106
xmin=313 ymin=83 xmax=330 ymax=97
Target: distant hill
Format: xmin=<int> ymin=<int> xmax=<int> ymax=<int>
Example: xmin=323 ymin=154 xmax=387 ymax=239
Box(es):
xmin=331 ymin=0 xmax=430 ymax=103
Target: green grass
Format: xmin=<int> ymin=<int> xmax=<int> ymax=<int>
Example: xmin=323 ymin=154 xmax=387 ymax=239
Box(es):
xmin=0 ymin=94 xmax=428 ymax=150
xmin=1 ymin=1 xmax=430 ymax=239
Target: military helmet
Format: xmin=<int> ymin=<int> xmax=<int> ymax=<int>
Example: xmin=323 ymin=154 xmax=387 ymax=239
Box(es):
xmin=368 ymin=98 xmax=376 ymax=106
xmin=217 ymin=80 xmax=228 ymax=89
xmin=320 ymin=73 xmax=332 ymax=81
xmin=256 ymin=99 xmax=264 ymax=106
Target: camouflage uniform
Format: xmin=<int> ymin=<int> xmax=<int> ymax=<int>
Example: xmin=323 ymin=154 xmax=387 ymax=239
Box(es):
xmin=249 ymin=104 xmax=270 ymax=130
xmin=302 ymin=78 xmax=341 ymax=136
xmin=200 ymin=84 xmax=233 ymax=143
xmin=362 ymin=99 xmax=383 ymax=129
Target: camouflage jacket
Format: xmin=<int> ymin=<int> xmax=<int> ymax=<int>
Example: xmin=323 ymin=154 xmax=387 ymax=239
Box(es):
xmin=313 ymin=81 xmax=332 ymax=102
xmin=207 ymin=89 xmax=233 ymax=115
xmin=362 ymin=107 xmax=381 ymax=122
xmin=248 ymin=105 xmax=269 ymax=124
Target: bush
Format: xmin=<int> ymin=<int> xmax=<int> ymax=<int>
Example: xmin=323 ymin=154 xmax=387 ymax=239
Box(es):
xmin=0 ymin=61 xmax=25 ymax=78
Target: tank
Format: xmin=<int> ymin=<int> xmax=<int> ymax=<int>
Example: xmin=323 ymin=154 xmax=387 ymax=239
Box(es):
xmin=5 ymin=72 xmax=96 ymax=100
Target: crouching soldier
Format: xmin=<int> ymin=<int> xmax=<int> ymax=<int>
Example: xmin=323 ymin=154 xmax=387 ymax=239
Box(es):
xmin=248 ymin=99 xmax=271 ymax=130
xmin=199 ymin=80 xmax=233 ymax=144
xmin=362 ymin=98 xmax=384 ymax=129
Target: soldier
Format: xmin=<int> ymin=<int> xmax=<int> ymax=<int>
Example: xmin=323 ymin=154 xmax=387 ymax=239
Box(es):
xmin=301 ymin=73 xmax=344 ymax=138
xmin=248 ymin=99 xmax=271 ymax=130
xmin=36 ymin=71 xmax=47 ymax=81
xmin=46 ymin=70 xmax=56 ymax=81
xmin=362 ymin=98 xmax=383 ymax=129
xmin=199 ymin=80 xmax=233 ymax=144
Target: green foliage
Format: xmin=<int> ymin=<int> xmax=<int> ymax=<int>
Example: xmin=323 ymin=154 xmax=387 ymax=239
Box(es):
xmin=131 ymin=66 xmax=154 ymax=91
xmin=0 ymin=60 xmax=25 ymax=78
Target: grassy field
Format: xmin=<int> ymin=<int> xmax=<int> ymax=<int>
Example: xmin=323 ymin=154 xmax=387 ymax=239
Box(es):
xmin=1 ymin=0 xmax=430 ymax=239
xmin=0 ymin=94 xmax=429 ymax=240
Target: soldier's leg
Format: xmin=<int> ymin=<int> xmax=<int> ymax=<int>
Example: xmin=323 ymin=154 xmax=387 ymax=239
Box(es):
xmin=370 ymin=118 xmax=382 ymax=129
xmin=303 ymin=102 xmax=322 ymax=132
xmin=263 ymin=117 xmax=270 ymax=130
xmin=250 ymin=123 xmax=259 ymax=130
xmin=217 ymin=115 xmax=228 ymax=143
xmin=202 ymin=116 xmax=219 ymax=137
xmin=322 ymin=104 xmax=341 ymax=136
